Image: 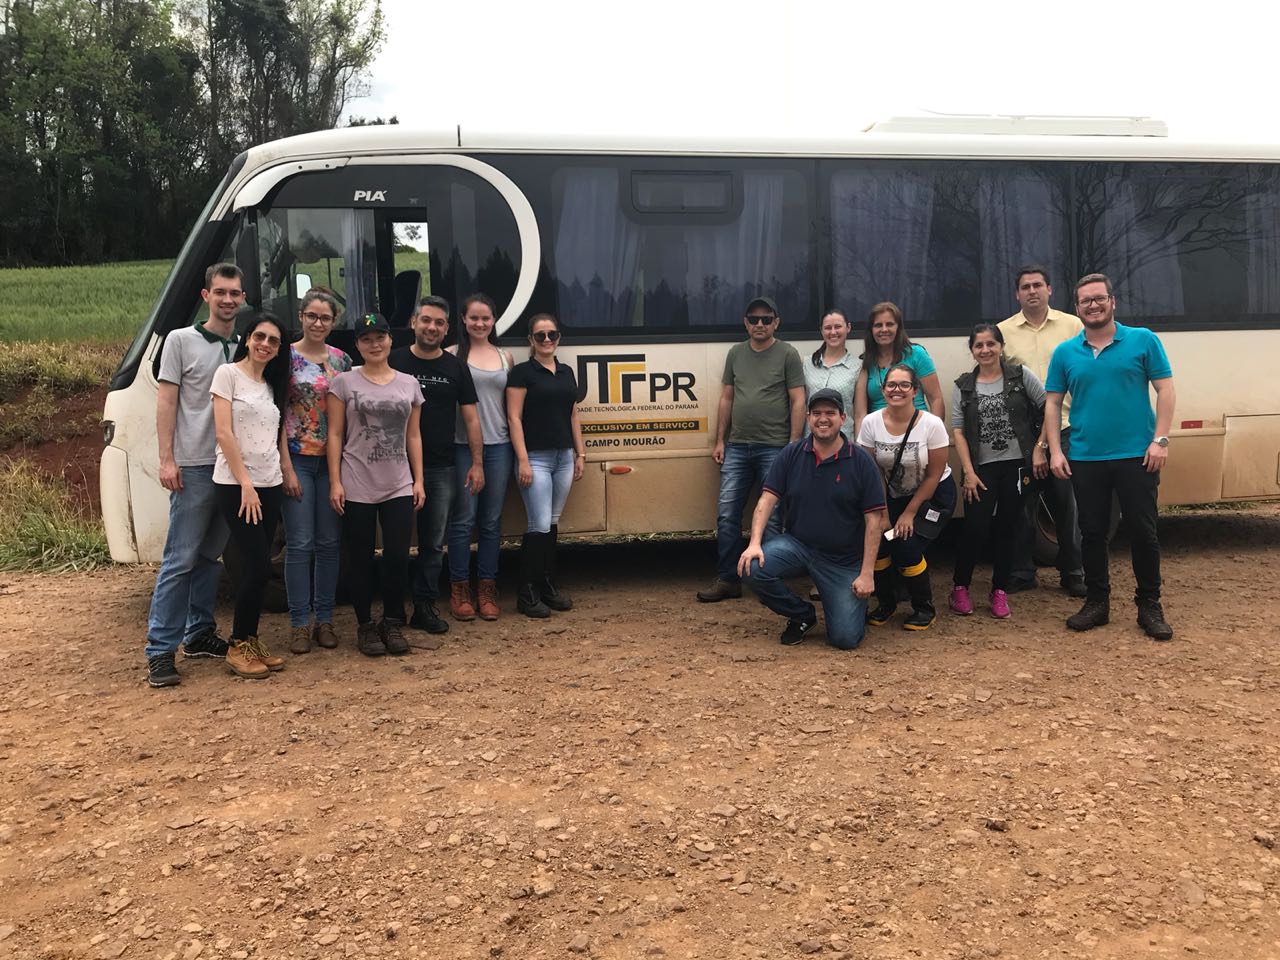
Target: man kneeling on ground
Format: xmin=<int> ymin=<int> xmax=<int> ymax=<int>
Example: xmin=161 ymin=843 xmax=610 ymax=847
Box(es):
xmin=737 ymin=389 xmax=887 ymax=648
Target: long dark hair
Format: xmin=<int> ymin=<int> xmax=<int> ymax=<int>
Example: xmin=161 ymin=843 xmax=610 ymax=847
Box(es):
xmin=810 ymin=308 xmax=851 ymax=367
xmin=861 ymin=301 xmax=913 ymax=367
xmin=233 ymin=312 xmax=291 ymax=420
xmin=457 ymin=293 xmax=499 ymax=364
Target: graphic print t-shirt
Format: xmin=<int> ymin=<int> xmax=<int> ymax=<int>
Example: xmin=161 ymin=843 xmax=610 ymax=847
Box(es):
xmin=328 ymin=369 xmax=422 ymax=503
xmin=857 ymin=409 xmax=952 ymax=499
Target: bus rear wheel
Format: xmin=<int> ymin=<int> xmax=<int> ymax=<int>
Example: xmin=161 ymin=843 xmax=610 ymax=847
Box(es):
xmin=1030 ymin=491 xmax=1120 ymax=568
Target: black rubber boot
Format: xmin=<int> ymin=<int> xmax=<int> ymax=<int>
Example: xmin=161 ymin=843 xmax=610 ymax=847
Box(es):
xmin=866 ymin=566 xmax=897 ymax=626
xmin=517 ymin=533 xmax=551 ymax=618
xmin=902 ymin=562 xmax=936 ymax=631
xmin=540 ymin=524 xmax=572 ymax=611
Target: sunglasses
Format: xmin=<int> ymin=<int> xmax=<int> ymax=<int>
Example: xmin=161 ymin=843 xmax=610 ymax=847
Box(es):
xmin=249 ymin=331 xmax=281 ymax=347
xmin=745 ymin=314 xmax=776 ymax=325
xmin=532 ymin=330 xmax=561 ymax=343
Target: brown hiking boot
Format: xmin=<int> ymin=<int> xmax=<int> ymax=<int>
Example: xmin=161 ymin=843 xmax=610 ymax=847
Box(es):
xmin=379 ymin=619 xmax=410 ymax=655
xmin=247 ymin=637 xmax=285 ymax=671
xmin=313 ymin=622 xmax=339 ymax=649
xmin=289 ymin=624 xmax=312 ymax=654
xmin=696 ymin=578 xmax=742 ymax=602
xmin=476 ymin=579 xmax=500 ymax=621
xmin=450 ymin=580 xmax=477 ymax=621
xmin=227 ymin=640 xmax=270 ymax=680
xmin=357 ymin=622 xmax=386 ymax=657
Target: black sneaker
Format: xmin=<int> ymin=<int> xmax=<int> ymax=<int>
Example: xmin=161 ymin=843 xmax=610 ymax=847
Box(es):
xmin=409 ymin=603 xmax=450 ymax=635
xmin=182 ymin=629 xmax=228 ymax=659
xmin=1060 ymin=575 xmax=1088 ymax=598
xmin=379 ymin=619 xmax=411 ymax=655
xmin=866 ymin=602 xmax=896 ymax=627
xmin=1137 ymin=602 xmax=1174 ymax=641
xmin=903 ymin=607 xmax=936 ymax=631
xmin=780 ymin=618 xmax=814 ymax=646
xmin=1066 ymin=599 xmax=1110 ymax=631
xmin=147 ymin=653 xmax=181 ymax=687
xmin=357 ymin=622 xmax=386 ymax=657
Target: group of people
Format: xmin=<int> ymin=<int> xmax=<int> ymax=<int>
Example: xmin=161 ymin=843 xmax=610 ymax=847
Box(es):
xmin=703 ymin=266 xmax=1175 ymax=652
xmin=143 ymin=259 xmax=1177 ymax=687
xmin=144 ymin=264 xmax=586 ymax=687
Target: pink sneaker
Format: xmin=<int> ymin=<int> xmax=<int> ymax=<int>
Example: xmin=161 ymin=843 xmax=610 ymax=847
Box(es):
xmin=990 ymin=589 xmax=1011 ymax=619
xmin=949 ymin=585 xmax=973 ymax=616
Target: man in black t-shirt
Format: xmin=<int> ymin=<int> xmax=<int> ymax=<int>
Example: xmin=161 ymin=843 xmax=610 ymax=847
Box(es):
xmin=390 ymin=296 xmax=485 ymax=634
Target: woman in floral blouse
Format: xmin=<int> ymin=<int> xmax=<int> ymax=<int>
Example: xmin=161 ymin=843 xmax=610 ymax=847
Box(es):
xmin=281 ymin=288 xmax=352 ymax=653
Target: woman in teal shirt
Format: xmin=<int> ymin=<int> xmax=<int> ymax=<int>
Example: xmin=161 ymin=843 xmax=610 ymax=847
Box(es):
xmin=853 ymin=301 xmax=945 ymax=434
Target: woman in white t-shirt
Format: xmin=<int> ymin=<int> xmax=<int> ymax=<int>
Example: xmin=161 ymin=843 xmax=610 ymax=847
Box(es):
xmin=211 ymin=312 xmax=294 ymax=680
xmin=857 ymin=363 xmax=956 ymax=631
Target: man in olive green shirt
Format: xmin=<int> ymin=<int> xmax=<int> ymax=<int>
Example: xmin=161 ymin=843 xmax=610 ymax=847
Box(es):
xmin=698 ymin=296 xmax=807 ymax=602
xmin=997 ymin=265 xmax=1086 ymax=596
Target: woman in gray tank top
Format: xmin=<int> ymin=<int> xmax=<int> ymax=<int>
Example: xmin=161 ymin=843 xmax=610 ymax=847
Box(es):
xmin=446 ymin=294 xmax=517 ymax=621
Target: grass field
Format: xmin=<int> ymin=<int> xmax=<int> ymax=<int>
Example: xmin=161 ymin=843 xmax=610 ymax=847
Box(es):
xmin=0 ymin=259 xmax=172 ymax=343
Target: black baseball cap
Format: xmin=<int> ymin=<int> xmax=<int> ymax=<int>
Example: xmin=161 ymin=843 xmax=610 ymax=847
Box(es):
xmin=744 ymin=296 xmax=779 ymax=316
xmin=807 ymin=388 xmax=845 ymax=414
xmin=354 ymin=311 xmax=391 ymax=337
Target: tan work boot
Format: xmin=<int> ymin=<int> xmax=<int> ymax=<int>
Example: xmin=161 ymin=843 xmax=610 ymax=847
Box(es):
xmin=476 ymin=579 xmax=500 ymax=621
xmin=247 ymin=637 xmax=285 ymax=671
xmin=227 ymin=640 xmax=270 ymax=680
xmin=313 ymin=622 xmax=339 ymax=649
xmin=289 ymin=624 xmax=312 ymax=654
xmin=450 ymin=581 xmax=476 ymax=621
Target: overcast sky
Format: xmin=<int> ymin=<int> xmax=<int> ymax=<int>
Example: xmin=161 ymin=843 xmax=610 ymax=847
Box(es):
xmin=355 ymin=0 xmax=1275 ymax=142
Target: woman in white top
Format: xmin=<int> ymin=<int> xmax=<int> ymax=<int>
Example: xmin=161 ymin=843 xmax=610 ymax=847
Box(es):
xmin=857 ymin=363 xmax=957 ymax=631
xmin=445 ymin=293 xmax=517 ymax=622
xmin=803 ymin=309 xmax=861 ymax=440
xmin=211 ymin=312 xmax=294 ymax=679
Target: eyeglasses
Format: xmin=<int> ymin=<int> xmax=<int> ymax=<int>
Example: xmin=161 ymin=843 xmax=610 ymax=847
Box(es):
xmin=1077 ymin=295 xmax=1113 ymax=307
xmin=883 ymin=381 xmax=914 ymax=392
xmin=249 ymin=331 xmax=281 ymax=347
xmin=745 ymin=314 xmax=776 ymax=325
xmin=532 ymin=330 xmax=561 ymax=343
xmin=301 ymin=311 xmax=333 ymax=325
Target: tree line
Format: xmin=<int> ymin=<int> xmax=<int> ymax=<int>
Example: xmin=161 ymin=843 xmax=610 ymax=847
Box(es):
xmin=0 ymin=0 xmax=386 ymax=267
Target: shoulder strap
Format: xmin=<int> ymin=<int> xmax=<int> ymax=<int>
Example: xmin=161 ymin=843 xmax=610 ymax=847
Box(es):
xmin=890 ymin=410 xmax=920 ymax=477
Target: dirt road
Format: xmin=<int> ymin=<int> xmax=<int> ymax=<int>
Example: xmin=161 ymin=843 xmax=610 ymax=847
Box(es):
xmin=2 ymin=506 xmax=1279 ymax=960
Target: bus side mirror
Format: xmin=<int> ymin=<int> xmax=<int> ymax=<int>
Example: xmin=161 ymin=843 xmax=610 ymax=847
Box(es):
xmin=295 ymin=273 xmax=313 ymax=296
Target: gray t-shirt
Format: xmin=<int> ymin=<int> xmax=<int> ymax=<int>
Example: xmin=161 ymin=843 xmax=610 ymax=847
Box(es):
xmin=157 ymin=324 xmax=237 ymax=466
xmin=949 ymin=366 xmax=1045 ymax=465
xmin=329 ymin=369 xmax=423 ymax=503
xmin=454 ymin=356 xmax=511 ymax=445
xmin=721 ymin=339 xmax=806 ymax=446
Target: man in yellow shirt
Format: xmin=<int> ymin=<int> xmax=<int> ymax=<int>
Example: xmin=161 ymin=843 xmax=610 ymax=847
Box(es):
xmin=997 ymin=265 xmax=1086 ymax=597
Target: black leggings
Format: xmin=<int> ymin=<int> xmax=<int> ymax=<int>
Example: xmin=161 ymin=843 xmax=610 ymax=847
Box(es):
xmin=953 ymin=459 xmax=1022 ymax=591
xmin=343 ymin=497 xmax=413 ymax=624
xmin=215 ymin=483 xmax=283 ymax=641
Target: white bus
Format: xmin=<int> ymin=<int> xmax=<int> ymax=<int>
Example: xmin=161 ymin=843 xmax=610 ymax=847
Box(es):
xmin=102 ymin=116 xmax=1280 ymax=565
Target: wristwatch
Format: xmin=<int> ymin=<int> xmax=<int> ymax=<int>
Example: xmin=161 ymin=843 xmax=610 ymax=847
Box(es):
xmin=1153 ymin=436 xmax=1169 ymax=447
xmin=1036 ymin=440 xmax=1050 ymax=451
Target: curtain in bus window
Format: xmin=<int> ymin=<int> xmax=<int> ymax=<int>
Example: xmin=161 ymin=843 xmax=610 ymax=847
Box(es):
xmin=1246 ymin=167 xmax=1280 ymax=315
xmin=553 ymin=168 xmax=641 ymax=328
xmin=341 ymin=212 xmax=371 ymax=320
xmin=976 ymin=172 xmax=1069 ymax=318
xmin=685 ymin=172 xmax=785 ymax=326
xmin=830 ymin=168 xmax=935 ymax=326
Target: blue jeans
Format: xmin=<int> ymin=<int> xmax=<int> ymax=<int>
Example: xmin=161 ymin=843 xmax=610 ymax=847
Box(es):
xmin=448 ymin=442 xmax=513 ymax=582
xmin=518 ymin=448 xmax=574 ymax=533
xmin=744 ymin=532 xmax=867 ymax=650
xmin=145 ymin=464 xmax=228 ymax=658
xmin=281 ymin=453 xmax=342 ymax=627
xmin=716 ymin=442 xmax=783 ymax=583
xmin=411 ymin=464 xmax=457 ymax=603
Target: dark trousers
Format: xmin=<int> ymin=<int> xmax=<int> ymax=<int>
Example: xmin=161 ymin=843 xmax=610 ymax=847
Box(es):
xmin=1069 ymin=458 xmax=1161 ymax=604
xmin=876 ymin=478 xmax=957 ymax=570
xmin=215 ymin=483 xmax=283 ymax=641
xmin=953 ymin=459 xmax=1021 ymax=591
xmin=343 ymin=497 xmax=414 ymax=624
xmin=1013 ymin=428 xmax=1082 ymax=582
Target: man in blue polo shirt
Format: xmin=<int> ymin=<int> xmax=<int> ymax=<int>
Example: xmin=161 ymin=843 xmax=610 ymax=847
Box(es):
xmin=737 ymin=389 xmax=887 ymax=649
xmin=1044 ymin=273 xmax=1176 ymax=641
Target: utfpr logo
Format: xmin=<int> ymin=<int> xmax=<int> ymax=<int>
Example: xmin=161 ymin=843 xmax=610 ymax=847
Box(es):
xmin=576 ymin=354 xmax=697 ymax=404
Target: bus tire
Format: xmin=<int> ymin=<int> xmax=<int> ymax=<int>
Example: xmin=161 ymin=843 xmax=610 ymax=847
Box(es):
xmin=1030 ymin=491 xmax=1121 ymax=568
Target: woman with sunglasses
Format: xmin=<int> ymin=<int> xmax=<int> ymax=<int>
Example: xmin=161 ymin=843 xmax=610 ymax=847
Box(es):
xmin=211 ymin=312 xmax=291 ymax=679
xmin=281 ymin=288 xmax=352 ymax=654
xmin=327 ymin=312 xmax=425 ymax=656
xmin=445 ymin=293 xmax=517 ymax=621
xmin=949 ymin=324 xmax=1047 ymax=620
xmin=853 ymin=302 xmax=945 ymax=434
xmin=804 ymin=308 xmax=860 ymax=440
xmin=506 ymin=314 xmax=586 ymax=618
xmin=857 ymin=363 xmax=955 ymax=631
